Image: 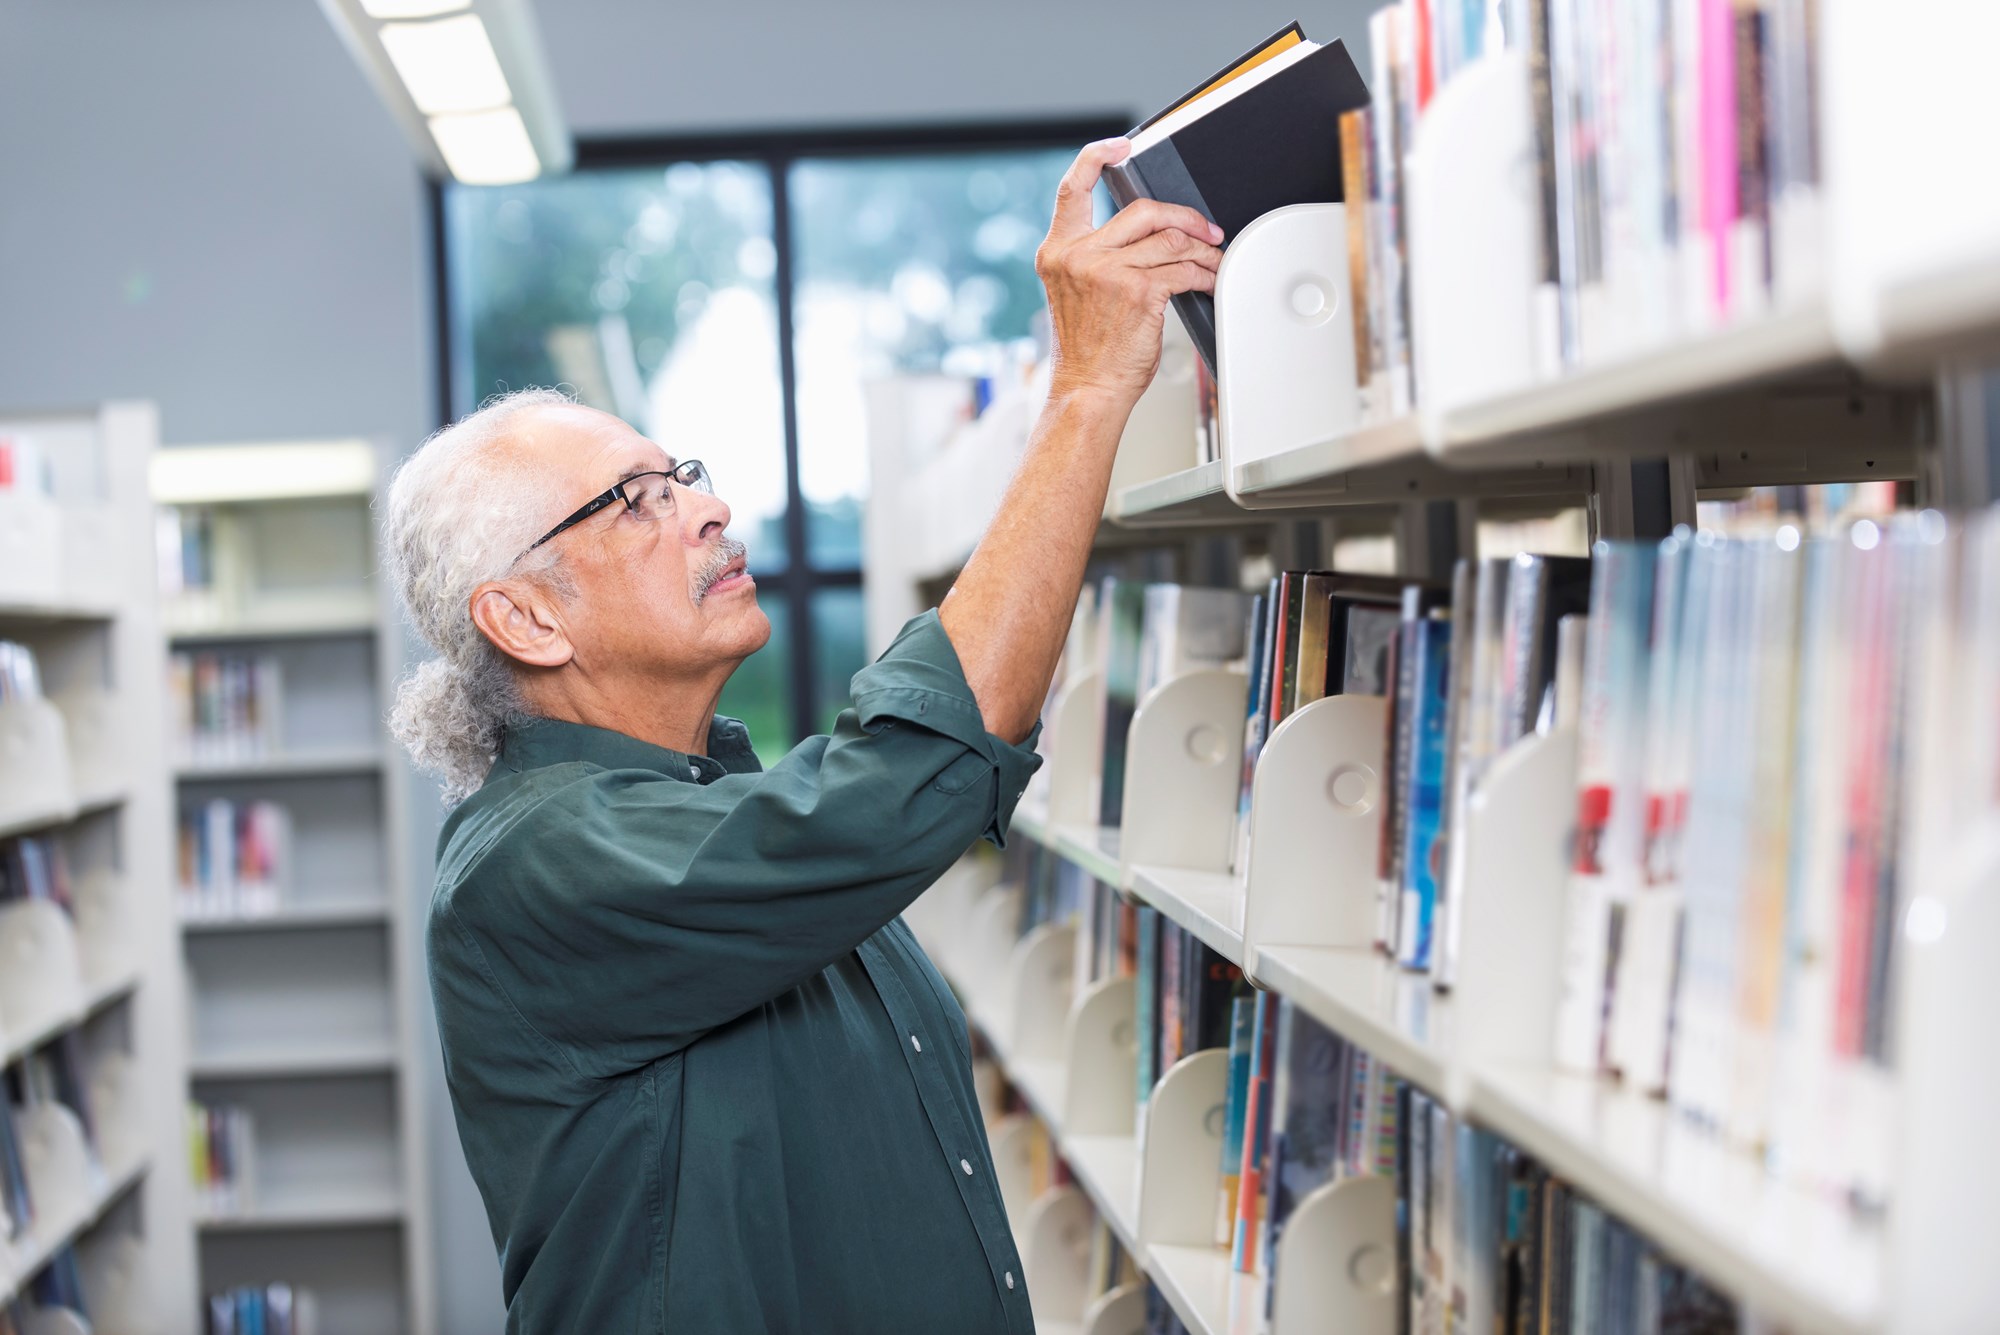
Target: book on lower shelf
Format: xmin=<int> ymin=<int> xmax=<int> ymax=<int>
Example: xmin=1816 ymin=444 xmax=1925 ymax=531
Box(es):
xmin=177 ymin=799 xmax=291 ymax=921
xmin=205 ymin=1283 xmax=319 ymax=1335
xmin=167 ymin=650 xmax=283 ymax=763
xmin=188 ymin=1101 xmax=256 ymax=1221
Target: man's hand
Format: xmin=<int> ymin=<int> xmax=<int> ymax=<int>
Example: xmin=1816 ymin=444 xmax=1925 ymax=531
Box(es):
xmin=1035 ymin=139 xmax=1225 ymax=408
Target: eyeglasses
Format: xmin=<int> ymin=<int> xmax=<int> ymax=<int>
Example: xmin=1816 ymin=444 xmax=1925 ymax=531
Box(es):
xmin=518 ymin=460 xmax=713 ymax=561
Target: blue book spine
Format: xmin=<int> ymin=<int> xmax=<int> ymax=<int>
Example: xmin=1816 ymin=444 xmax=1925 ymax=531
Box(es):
xmin=1397 ymin=618 xmax=1453 ymax=971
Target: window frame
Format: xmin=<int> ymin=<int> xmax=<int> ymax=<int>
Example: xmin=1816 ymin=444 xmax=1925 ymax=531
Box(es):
xmin=428 ymin=116 xmax=1127 ymax=742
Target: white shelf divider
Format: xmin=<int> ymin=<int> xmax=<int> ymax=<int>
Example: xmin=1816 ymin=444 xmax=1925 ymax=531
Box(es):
xmin=1214 ymin=204 xmax=1361 ymax=512
xmin=1079 ymin=1281 xmax=1146 ymax=1335
xmin=0 ymin=697 xmax=78 ymax=839
xmin=1135 ymin=1049 xmax=1229 ymax=1335
xmin=1023 ymin=1185 xmax=1094 ymax=1328
xmin=1238 ymin=694 xmax=1388 ymax=978
xmin=1267 ymin=1175 xmax=1398 ymax=1335
xmin=0 ymin=900 xmax=88 ymax=1064
xmin=1118 ymin=671 xmax=1247 ymax=882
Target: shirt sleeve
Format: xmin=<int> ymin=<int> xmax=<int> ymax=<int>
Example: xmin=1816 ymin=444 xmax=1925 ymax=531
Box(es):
xmin=448 ymin=610 xmax=1043 ymax=1077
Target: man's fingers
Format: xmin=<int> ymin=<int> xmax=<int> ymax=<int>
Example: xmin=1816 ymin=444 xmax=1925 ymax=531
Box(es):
xmin=1152 ymin=260 xmax=1219 ymax=298
xmin=1098 ymin=198 xmax=1223 ymax=249
xmin=1120 ymin=229 xmax=1225 ymax=273
xmin=1048 ymin=139 xmax=1132 ymax=240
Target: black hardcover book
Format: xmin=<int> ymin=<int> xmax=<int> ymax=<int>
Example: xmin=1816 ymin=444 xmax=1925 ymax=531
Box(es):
xmin=1104 ymin=26 xmax=1372 ymax=372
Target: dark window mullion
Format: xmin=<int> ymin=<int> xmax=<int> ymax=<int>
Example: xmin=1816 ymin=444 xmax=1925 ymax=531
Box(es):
xmin=770 ymin=154 xmax=816 ymax=744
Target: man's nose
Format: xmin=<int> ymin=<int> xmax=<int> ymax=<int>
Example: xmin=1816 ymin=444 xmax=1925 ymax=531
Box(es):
xmin=678 ymin=481 xmax=731 ymax=543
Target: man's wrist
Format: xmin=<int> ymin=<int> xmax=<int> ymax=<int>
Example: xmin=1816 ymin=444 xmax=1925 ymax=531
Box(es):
xmin=1041 ymin=375 xmax=1139 ymax=429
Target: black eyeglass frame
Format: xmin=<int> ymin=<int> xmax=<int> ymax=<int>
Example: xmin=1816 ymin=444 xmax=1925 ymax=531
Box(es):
xmin=518 ymin=459 xmax=712 ymax=560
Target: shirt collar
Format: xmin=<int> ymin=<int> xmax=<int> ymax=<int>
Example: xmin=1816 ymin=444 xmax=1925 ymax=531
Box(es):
xmin=498 ymin=714 xmax=762 ymax=785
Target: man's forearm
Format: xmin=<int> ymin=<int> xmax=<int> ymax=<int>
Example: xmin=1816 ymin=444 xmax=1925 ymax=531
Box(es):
xmin=931 ymin=139 xmax=1222 ymax=745
xmin=938 ymin=385 xmax=1134 ymax=744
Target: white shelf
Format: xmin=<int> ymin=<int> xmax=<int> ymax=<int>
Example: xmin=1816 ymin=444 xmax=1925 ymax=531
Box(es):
xmin=1011 ymin=800 xmax=1051 ymax=848
xmin=1063 ymin=1135 xmax=1140 ymax=1258
xmin=189 ymin=1038 xmax=399 ymax=1081
xmin=1466 ymin=1065 xmax=1880 ymax=1335
xmin=1248 ymin=945 xmax=1456 ymax=1100
xmin=167 ymin=612 xmax=379 ymax=645
xmin=173 ymin=748 xmax=384 ymax=781
xmin=1433 ymin=303 xmax=1840 ymax=461
xmin=180 ymin=900 xmax=392 ymax=934
xmin=0 ymin=1155 xmax=150 ymax=1307
xmin=2 ymin=970 xmax=141 ymax=1069
xmin=1231 ymin=415 xmax=1425 ymax=497
xmin=1128 ymin=866 xmax=1243 ymax=969
xmin=198 ymin=1189 xmax=405 ymax=1233
xmin=150 ymin=439 xmax=378 ymax=506
xmin=1050 ymin=823 xmax=1123 ymax=890
xmin=1109 ymin=461 xmax=1241 ymax=527
xmin=1147 ymin=1243 xmax=1231 ymax=1335
xmin=0 ymin=598 xmax=118 ymax=626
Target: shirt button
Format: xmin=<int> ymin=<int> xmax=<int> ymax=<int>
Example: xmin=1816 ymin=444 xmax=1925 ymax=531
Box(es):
xmin=689 ymin=764 xmax=700 ymax=778
xmin=960 ymin=1158 xmax=973 ymax=1176
xmin=911 ymin=1035 xmax=923 ymax=1053
xmin=1004 ymin=1272 xmax=1015 ymax=1290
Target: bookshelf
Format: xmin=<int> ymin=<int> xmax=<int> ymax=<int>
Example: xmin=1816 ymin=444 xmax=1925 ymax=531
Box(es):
xmin=867 ymin=18 xmax=2000 ymax=1320
xmin=0 ymin=402 xmax=196 ymax=1330
xmin=152 ymin=440 xmax=434 ymax=1335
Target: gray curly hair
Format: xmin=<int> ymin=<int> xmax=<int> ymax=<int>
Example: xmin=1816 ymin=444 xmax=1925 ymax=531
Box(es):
xmin=381 ymin=387 xmax=578 ymax=806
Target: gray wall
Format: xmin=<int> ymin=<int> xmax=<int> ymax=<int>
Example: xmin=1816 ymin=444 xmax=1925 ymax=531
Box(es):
xmin=0 ymin=3 xmax=1376 ymax=1331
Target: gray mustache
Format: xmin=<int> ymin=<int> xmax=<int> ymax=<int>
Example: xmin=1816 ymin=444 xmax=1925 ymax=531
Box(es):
xmin=692 ymin=538 xmax=748 ymax=604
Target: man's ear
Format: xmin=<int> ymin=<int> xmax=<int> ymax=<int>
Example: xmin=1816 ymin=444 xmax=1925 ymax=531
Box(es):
xmin=469 ymin=579 xmax=574 ymax=669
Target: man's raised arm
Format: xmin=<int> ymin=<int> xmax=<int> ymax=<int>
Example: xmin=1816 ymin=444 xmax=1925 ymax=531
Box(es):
xmin=939 ymin=139 xmax=1225 ymax=744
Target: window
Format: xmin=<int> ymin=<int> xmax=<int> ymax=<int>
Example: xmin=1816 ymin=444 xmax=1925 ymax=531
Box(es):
xmin=439 ymin=124 xmax=1117 ymax=760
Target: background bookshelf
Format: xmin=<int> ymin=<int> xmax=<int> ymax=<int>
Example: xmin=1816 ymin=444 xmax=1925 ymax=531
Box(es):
xmin=0 ymin=402 xmax=197 ymax=1332
xmin=860 ymin=11 xmax=2000 ymax=1309
xmin=152 ymin=441 xmax=435 ymax=1335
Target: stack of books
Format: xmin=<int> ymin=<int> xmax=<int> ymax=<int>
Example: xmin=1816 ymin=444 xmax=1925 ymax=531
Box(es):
xmin=188 ymin=1101 xmax=257 ymax=1220
xmin=167 ymin=651 xmax=284 ymax=763
xmin=205 ymin=1284 xmax=318 ymax=1335
xmin=176 ymin=800 xmax=291 ymax=922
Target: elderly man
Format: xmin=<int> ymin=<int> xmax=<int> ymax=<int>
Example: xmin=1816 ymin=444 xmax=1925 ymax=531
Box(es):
xmin=383 ymin=141 xmax=1223 ymax=1333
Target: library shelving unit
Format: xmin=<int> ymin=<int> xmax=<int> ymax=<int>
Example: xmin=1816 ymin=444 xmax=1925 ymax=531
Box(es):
xmin=0 ymin=402 xmax=198 ymax=1331
xmin=869 ymin=27 xmax=2000 ymax=1329
xmin=151 ymin=441 xmax=434 ymax=1335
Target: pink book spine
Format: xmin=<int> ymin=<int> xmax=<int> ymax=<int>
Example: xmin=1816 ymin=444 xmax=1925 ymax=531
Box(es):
xmin=1699 ymin=0 xmax=1738 ymax=317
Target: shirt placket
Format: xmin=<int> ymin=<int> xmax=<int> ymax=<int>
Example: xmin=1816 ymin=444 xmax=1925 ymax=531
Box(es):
xmin=856 ymin=935 xmax=1034 ymax=1335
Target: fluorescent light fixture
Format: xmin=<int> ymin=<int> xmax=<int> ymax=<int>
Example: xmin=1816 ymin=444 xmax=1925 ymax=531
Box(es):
xmin=429 ymin=106 xmax=540 ymax=185
xmin=358 ymin=0 xmax=469 ymax=16
xmin=378 ymin=14 xmax=511 ymax=115
xmin=317 ymin=0 xmax=571 ymax=183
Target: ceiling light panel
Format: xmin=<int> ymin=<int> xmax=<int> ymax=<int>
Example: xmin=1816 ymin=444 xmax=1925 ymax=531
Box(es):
xmin=378 ymin=13 xmax=512 ymax=115
xmin=357 ymin=0 xmax=470 ymax=16
xmin=429 ymin=106 xmax=540 ymax=185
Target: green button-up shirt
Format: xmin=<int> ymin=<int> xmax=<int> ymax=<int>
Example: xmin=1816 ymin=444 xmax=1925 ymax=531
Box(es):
xmin=428 ymin=611 xmax=1043 ymax=1334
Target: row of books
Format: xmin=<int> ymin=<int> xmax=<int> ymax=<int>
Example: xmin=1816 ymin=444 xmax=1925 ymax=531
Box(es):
xmin=0 ymin=835 xmax=74 ymax=916
xmin=155 ymin=505 xmax=218 ymax=598
xmin=167 ymin=652 xmax=283 ymax=762
xmin=205 ymin=1284 xmax=319 ymax=1335
xmin=1520 ymin=0 xmax=1824 ymax=371
xmin=1332 ymin=0 xmax=1824 ymax=422
xmin=188 ymin=1101 xmax=257 ymax=1220
xmin=0 ymin=435 xmax=52 ymax=497
xmin=0 ymin=642 xmax=42 ymax=704
xmin=176 ymin=800 xmax=291 ymax=922
xmin=1553 ymin=512 xmax=1968 ymax=1205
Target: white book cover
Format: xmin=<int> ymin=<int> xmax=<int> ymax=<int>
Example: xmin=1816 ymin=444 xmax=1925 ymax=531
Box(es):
xmin=1554 ymin=541 xmax=1655 ymax=1075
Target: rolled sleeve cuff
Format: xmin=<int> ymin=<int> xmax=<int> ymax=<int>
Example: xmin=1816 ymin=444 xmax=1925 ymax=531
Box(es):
xmin=850 ymin=610 xmax=1044 ymax=846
